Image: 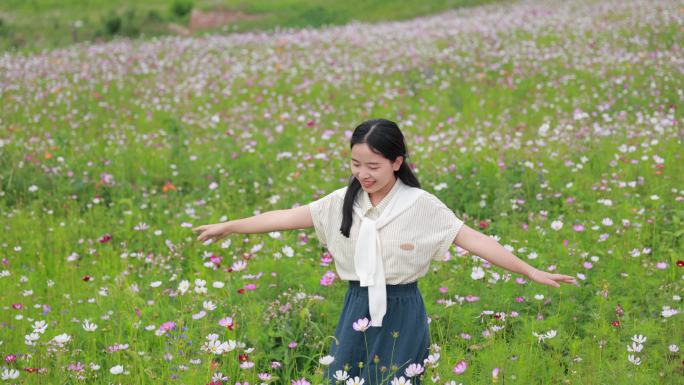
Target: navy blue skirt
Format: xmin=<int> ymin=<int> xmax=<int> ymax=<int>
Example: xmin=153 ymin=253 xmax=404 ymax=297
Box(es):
xmin=326 ymin=280 xmax=430 ymax=385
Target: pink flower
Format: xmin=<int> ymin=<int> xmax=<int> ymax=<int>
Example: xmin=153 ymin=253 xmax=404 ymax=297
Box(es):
xmin=656 ymin=262 xmax=668 ymax=269
xmin=159 ymin=321 xmax=176 ymax=331
xmin=245 ymin=283 xmax=257 ymax=291
xmin=405 ymin=363 xmax=424 ymax=377
xmin=270 ymin=361 xmax=282 ymax=369
xmin=515 ymin=296 xmax=525 ymax=302
xmin=320 ymin=271 xmax=337 ymax=286
xmin=291 ymin=379 xmax=310 ymax=385
xmin=573 ymin=224 xmax=584 ymax=232
xmin=492 ymin=367 xmax=500 ymax=380
xmin=218 ymin=317 xmax=233 ymax=328
xmin=288 ymin=341 xmax=298 ymax=349
xmin=465 ymin=295 xmax=480 ymax=302
xmin=353 ymin=317 xmax=370 ymax=332
xmin=439 ymin=287 xmax=448 ymax=293
xmin=453 ymin=360 xmax=467 ymax=374
xmin=583 ymin=262 xmax=593 ymax=269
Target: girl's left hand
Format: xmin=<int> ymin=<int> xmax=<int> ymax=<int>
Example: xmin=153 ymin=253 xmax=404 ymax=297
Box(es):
xmin=528 ymin=268 xmax=577 ymax=288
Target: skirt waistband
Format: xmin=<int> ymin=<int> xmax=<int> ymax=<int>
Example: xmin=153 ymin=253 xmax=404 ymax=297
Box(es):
xmin=346 ymin=280 xmax=421 ymax=299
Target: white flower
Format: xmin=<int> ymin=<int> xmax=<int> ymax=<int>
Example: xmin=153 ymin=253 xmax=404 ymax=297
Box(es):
xmin=231 ymin=261 xmax=247 ymax=271
xmin=282 ymin=245 xmax=295 ymax=258
xmin=52 ymin=333 xmax=71 ymax=345
xmin=203 ymin=301 xmax=217 ymax=311
xmin=627 ymin=354 xmax=641 ymax=365
xmin=150 ymin=281 xmax=162 ymax=288
xmin=346 ymin=376 xmax=365 ymax=385
xmin=334 ymin=370 xmax=350 ymax=381
xmin=25 ymin=332 xmax=40 ymax=346
xmin=533 ymin=329 xmax=557 ymax=342
xmin=534 ymin=294 xmax=544 ymax=300
xmin=178 ymin=280 xmax=190 ymax=294
xmin=206 ymin=334 xmax=220 ymax=342
xmin=110 ymin=365 xmax=124 ymax=374
xmin=32 ymin=320 xmax=48 ymax=334
xmin=550 ymin=220 xmax=563 ymax=231
xmin=82 ymin=320 xmax=98 ymax=332
xmin=601 ymin=218 xmax=613 ymax=226
xmin=28 ymin=185 xmax=39 ymax=193
xmin=209 ymin=182 xmax=219 ymax=190
xmin=668 ymin=344 xmax=679 ymax=352
xmin=661 ymin=307 xmax=679 ymax=318
xmin=212 ymin=281 xmax=225 ymax=288
xmin=423 ymin=352 xmax=440 ymax=367
xmin=319 ymin=355 xmax=334 ymax=366
xmin=391 ymin=376 xmax=412 ymax=385
xmin=192 ymin=310 xmax=207 ymax=320
xmin=627 ymin=342 xmax=643 ymax=352
xmin=470 ymin=266 xmax=485 ymax=280
xmin=133 ymin=222 xmax=149 ymax=231
xmin=404 ymin=363 xmax=424 ymax=377
xmin=631 ymin=334 xmax=647 ymax=344
xmin=1 ymin=369 xmax=20 ymax=380
xmin=201 ymin=339 xmax=237 ymax=355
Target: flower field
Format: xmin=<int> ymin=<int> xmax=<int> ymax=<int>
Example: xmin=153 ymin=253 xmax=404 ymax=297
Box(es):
xmin=0 ymin=0 xmax=682 ymax=384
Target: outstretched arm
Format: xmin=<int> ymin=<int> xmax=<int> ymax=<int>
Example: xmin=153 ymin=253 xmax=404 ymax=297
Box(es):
xmin=453 ymin=224 xmax=577 ymax=288
xmin=193 ymin=205 xmax=314 ymax=242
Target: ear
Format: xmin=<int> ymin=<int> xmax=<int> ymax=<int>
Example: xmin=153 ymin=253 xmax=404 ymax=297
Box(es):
xmin=393 ymin=155 xmax=404 ymax=171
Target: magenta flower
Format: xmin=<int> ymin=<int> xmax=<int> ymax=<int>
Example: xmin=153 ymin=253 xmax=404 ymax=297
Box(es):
xmin=453 ymin=360 xmax=467 ymax=374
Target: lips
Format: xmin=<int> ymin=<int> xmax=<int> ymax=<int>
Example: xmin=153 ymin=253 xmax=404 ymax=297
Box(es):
xmin=362 ymin=181 xmax=375 ymax=187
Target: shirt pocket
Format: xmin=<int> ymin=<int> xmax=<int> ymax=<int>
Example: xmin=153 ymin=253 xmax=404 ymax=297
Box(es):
xmin=385 ymin=237 xmax=431 ymax=275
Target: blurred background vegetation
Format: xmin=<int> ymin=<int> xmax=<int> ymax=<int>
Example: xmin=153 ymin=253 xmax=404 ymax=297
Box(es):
xmin=0 ymin=0 xmax=505 ymax=53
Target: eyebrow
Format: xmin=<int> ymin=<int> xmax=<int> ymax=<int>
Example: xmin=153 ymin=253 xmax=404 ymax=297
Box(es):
xmin=351 ymin=158 xmax=382 ymax=165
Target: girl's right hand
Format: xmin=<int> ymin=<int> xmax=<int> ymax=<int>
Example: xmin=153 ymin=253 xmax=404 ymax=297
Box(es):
xmin=192 ymin=222 xmax=232 ymax=243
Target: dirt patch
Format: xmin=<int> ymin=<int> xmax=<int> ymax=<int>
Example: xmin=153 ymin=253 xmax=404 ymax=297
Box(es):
xmin=188 ymin=9 xmax=261 ymax=32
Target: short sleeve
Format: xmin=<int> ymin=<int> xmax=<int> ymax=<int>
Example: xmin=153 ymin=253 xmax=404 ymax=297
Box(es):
xmin=423 ymin=193 xmax=465 ymax=261
xmin=307 ymin=190 xmax=337 ymax=248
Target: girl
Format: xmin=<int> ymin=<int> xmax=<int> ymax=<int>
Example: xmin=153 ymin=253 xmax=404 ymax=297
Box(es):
xmin=193 ymin=118 xmax=577 ymax=385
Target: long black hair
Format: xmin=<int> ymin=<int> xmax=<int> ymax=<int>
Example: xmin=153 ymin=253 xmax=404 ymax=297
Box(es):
xmin=340 ymin=118 xmax=421 ymax=238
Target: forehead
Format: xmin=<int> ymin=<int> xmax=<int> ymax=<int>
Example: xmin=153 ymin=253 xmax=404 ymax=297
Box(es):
xmin=351 ymin=143 xmax=385 ymax=162
xmin=352 ymin=143 xmax=385 ymax=161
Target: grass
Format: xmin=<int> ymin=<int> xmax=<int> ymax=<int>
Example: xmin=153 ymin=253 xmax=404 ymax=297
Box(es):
xmin=0 ymin=0 xmax=682 ymax=383
xmin=0 ymin=0 xmax=505 ymax=53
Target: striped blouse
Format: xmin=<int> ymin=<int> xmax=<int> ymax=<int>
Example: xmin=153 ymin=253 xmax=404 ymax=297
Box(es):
xmin=308 ymin=177 xmax=464 ymax=284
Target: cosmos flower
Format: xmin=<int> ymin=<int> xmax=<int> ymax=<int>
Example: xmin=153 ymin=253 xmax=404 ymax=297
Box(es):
xmin=352 ymin=317 xmax=370 ymax=332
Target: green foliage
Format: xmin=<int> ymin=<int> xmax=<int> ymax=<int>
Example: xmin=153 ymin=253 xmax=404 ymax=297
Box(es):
xmin=171 ymin=0 xmax=194 ymax=18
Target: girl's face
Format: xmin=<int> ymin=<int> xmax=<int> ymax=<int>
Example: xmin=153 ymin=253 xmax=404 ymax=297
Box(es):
xmin=351 ymin=143 xmax=403 ymax=194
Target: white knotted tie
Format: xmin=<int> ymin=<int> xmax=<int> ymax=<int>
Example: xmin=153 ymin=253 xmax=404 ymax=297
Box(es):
xmin=350 ymin=180 xmax=424 ymax=327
